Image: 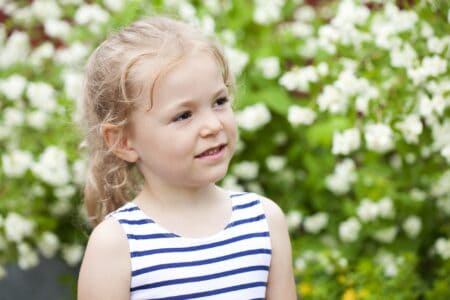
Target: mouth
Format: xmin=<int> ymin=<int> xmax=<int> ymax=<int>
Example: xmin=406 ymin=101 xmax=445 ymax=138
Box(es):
xmin=195 ymin=144 xmax=227 ymax=158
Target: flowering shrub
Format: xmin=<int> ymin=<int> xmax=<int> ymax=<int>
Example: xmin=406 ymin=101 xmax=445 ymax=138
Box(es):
xmin=1 ymin=0 xmax=449 ymax=298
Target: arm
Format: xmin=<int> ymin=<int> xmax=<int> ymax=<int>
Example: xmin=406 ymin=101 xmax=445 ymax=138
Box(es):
xmin=261 ymin=197 xmax=297 ymax=300
xmin=77 ymin=218 xmax=130 ymax=300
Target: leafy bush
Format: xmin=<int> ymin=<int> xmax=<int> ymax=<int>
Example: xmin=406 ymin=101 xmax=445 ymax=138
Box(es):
xmin=0 ymin=0 xmax=449 ymax=298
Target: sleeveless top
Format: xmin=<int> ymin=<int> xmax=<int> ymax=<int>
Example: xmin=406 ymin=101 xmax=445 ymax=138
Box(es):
xmin=108 ymin=192 xmax=273 ymax=300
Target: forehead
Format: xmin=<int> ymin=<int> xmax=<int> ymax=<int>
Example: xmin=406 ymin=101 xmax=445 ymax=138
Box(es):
xmin=149 ymin=52 xmax=225 ymax=108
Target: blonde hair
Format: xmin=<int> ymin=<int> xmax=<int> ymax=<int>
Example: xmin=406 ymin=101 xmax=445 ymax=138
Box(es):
xmin=82 ymin=16 xmax=234 ymax=226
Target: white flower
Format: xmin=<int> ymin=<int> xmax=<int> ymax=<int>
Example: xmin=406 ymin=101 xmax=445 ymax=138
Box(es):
xmin=410 ymin=188 xmax=426 ymax=202
xmin=27 ymin=110 xmax=49 ymax=130
xmin=0 ymin=74 xmax=27 ymax=100
xmin=375 ymin=251 xmax=398 ymax=277
xmin=357 ymin=198 xmax=379 ymax=222
xmin=286 ymin=210 xmax=302 ymax=230
xmin=62 ymin=244 xmax=84 ymax=266
xmin=3 ymin=107 xmax=25 ymax=127
xmin=62 ymin=70 xmax=84 ymax=102
xmin=364 ymin=123 xmax=394 ymax=153
xmin=421 ymin=55 xmax=448 ymax=77
xmin=441 ymin=144 xmax=450 ymax=164
xmin=2 ymin=149 xmax=33 ymax=177
xmin=55 ymin=42 xmax=90 ymax=66
xmin=402 ymin=216 xmax=422 ymax=239
xmin=246 ymin=182 xmax=264 ymax=194
xmin=72 ymin=159 xmax=87 ymax=185
xmin=29 ymin=42 xmax=54 ymax=66
xmin=224 ymin=46 xmax=248 ymax=76
xmin=44 ymin=19 xmax=71 ymax=40
xmin=4 ymin=212 xmax=34 ymax=242
xmin=236 ymin=103 xmax=271 ymax=131
xmin=199 ymin=15 xmax=215 ymax=36
xmin=303 ymin=212 xmax=328 ymax=234
xmin=37 ymin=231 xmax=60 ymax=258
xmin=17 ymin=243 xmax=39 ymax=270
xmin=265 ymin=155 xmax=286 ymax=172
xmin=373 ymin=226 xmax=398 ymax=243
xmin=103 ymin=0 xmax=125 ymax=11
xmin=288 ymin=22 xmax=314 ymax=38
xmin=294 ymin=5 xmax=315 ymax=21
xmin=395 ymin=114 xmax=423 ymax=144
xmin=280 ymin=66 xmax=318 ymax=92
xmin=31 ymin=0 xmax=62 ymax=21
xmin=253 ymin=0 xmax=284 ymax=25
xmin=287 ymin=105 xmax=317 ymax=126
xmin=0 ymin=31 xmax=30 ymax=68
xmin=432 ymin=170 xmax=450 ymax=197
xmin=32 ymin=146 xmax=71 ymax=186
xmin=220 ymin=29 xmax=236 ymax=46
xmin=317 ymin=85 xmax=348 ymax=114
xmin=233 ymin=161 xmax=259 ymax=180
xmin=427 ymin=36 xmax=447 ymax=54
xmin=377 ymin=197 xmax=395 ymax=219
xmin=256 ymin=56 xmax=280 ymax=79
xmin=26 ymin=82 xmax=57 ymax=113
xmin=317 ymin=62 xmax=329 ymax=76
xmin=74 ymin=4 xmax=109 ymax=25
xmin=221 ymin=175 xmax=244 ymax=192
xmin=339 ymin=217 xmax=361 ymax=242
xmin=325 ymin=159 xmax=357 ymax=195
xmin=50 ymin=198 xmax=72 ymax=216
xmin=332 ymin=128 xmax=361 ymax=155
xmin=434 ymin=238 xmax=450 ymax=260
xmin=54 ymin=185 xmax=76 ymax=200
xmin=11 ymin=7 xmax=34 ymax=27
xmin=390 ymin=43 xmax=417 ymax=68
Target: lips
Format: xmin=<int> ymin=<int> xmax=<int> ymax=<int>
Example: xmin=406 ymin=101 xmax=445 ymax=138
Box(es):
xmin=195 ymin=144 xmax=227 ymax=158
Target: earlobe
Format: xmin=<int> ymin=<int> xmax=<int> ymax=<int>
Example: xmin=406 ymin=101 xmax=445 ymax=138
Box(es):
xmin=101 ymin=123 xmax=139 ymax=163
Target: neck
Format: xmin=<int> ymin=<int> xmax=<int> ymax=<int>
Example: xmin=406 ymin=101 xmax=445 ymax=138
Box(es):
xmin=135 ymin=179 xmax=222 ymax=211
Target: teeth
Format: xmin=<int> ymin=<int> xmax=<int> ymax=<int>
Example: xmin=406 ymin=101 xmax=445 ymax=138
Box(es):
xmin=204 ymin=147 xmax=220 ymax=156
xmin=200 ymin=145 xmax=223 ymax=157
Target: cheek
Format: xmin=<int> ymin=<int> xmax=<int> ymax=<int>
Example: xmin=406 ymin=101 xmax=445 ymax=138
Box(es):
xmin=225 ymin=114 xmax=238 ymax=148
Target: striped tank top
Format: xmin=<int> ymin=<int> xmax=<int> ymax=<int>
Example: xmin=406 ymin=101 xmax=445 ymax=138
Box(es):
xmin=109 ymin=192 xmax=273 ymax=300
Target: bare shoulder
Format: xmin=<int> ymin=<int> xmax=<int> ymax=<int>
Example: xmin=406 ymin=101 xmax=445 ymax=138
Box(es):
xmin=258 ymin=195 xmax=297 ymax=300
xmin=78 ymin=217 xmax=130 ymax=300
xmin=259 ymin=196 xmax=288 ymax=230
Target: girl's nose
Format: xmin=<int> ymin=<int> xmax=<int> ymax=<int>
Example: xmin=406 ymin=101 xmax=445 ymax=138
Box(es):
xmin=200 ymin=112 xmax=223 ymax=137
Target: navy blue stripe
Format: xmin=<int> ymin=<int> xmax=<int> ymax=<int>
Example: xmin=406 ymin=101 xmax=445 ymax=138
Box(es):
xmin=226 ymin=214 xmax=265 ymax=228
xmin=131 ymin=265 xmax=269 ymax=291
xmin=118 ymin=219 xmax=153 ymax=225
xmin=117 ymin=206 xmax=140 ymax=213
xmin=130 ymin=231 xmax=269 ymax=257
xmin=132 ymin=248 xmax=271 ymax=276
xmin=151 ymin=281 xmax=267 ymax=300
xmin=127 ymin=233 xmax=178 ymax=239
xmin=230 ymin=192 xmax=248 ymax=198
xmin=232 ymin=199 xmax=259 ymax=211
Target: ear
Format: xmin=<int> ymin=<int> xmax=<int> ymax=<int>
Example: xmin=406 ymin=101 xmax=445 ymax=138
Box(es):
xmin=101 ymin=123 xmax=139 ymax=163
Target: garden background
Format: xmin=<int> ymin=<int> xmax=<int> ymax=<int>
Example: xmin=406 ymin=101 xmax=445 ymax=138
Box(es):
xmin=1 ymin=0 xmax=450 ymax=299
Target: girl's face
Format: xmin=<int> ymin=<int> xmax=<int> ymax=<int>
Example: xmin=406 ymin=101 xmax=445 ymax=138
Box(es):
xmin=127 ymin=52 xmax=237 ymax=189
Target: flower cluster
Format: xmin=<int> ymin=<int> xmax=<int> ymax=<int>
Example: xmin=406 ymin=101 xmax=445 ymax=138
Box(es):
xmin=1 ymin=0 xmax=450 ymax=298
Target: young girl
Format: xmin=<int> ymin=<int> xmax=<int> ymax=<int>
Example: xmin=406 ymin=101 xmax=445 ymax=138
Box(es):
xmin=77 ymin=16 xmax=296 ymax=300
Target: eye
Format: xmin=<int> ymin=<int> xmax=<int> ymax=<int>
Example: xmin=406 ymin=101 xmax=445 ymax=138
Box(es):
xmin=173 ymin=111 xmax=192 ymax=122
xmin=213 ymin=97 xmax=229 ymax=107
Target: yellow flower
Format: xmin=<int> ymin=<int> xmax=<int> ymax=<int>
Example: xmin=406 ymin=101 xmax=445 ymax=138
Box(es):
xmin=298 ymin=282 xmax=313 ymax=296
xmin=358 ymin=288 xmax=369 ymax=298
xmin=342 ymin=288 xmax=358 ymax=300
